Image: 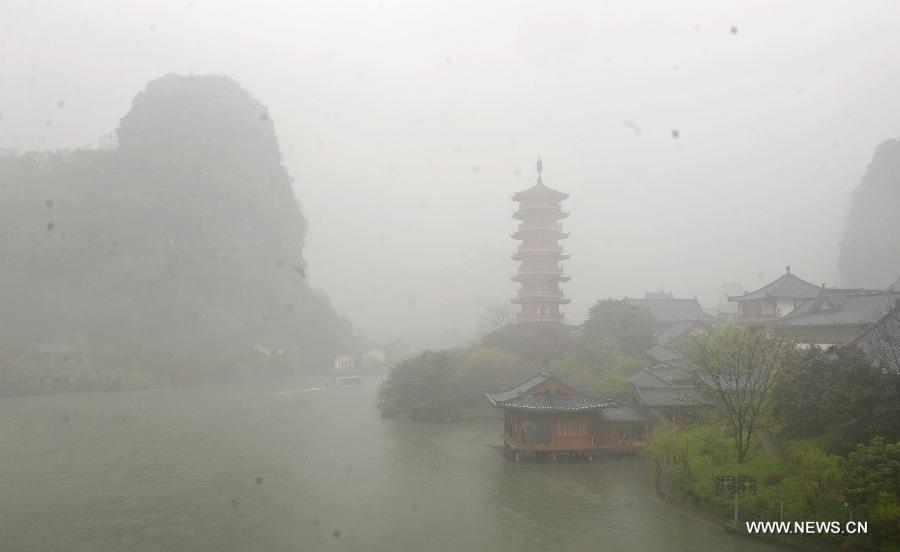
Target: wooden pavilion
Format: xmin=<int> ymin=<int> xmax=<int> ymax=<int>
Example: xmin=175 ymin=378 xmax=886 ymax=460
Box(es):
xmin=485 ymin=373 xmax=648 ymax=461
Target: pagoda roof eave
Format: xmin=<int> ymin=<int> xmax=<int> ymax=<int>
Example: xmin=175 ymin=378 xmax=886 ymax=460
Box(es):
xmin=512 ymin=181 xmax=569 ymax=201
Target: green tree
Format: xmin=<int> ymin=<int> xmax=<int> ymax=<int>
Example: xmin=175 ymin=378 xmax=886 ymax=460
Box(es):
xmin=843 ymin=438 xmax=900 ymax=544
xmin=774 ymin=345 xmax=900 ymax=447
xmin=549 ymin=338 xmax=648 ymax=399
xmin=377 ymin=350 xmax=463 ymax=421
xmin=581 ymin=299 xmax=655 ymax=355
xmin=689 ymin=326 xmax=786 ymax=463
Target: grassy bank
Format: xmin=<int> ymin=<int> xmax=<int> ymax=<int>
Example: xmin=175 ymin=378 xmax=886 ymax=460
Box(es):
xmin=648 ymin=423 xmax=850 ymax=549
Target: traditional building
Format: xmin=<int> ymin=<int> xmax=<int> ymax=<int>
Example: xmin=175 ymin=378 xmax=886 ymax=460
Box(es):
xmin=511 ymin=158 xmax=571 ymax=323
xmin=624 ymin=291 xmax=714 ymax=343
xmin=628 ymin=360 xmax=713 ymax=422
xmin=775 ymin=288 xmax=900 ymax=348
xmin=485 ymin=373 xmax=648 ymax=461
xmin=728 ymin=266 xmax=821 ymax=324
xmin=851 ymin=301 xmax=900 ymax=375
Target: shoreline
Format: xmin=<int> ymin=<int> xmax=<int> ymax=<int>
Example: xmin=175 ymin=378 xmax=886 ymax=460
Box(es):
xmin=652 ymin=460 xmax=837 ymax=552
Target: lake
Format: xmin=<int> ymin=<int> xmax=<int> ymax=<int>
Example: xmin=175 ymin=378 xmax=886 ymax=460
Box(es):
xmin=0 ymin=377 xmax=780 ymax=551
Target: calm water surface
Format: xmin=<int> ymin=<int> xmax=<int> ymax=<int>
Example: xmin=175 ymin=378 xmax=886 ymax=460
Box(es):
xmin=0 ymin=377 xmax=781 ymax=551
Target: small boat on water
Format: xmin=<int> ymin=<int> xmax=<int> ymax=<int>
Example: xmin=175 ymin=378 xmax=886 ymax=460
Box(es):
xmin=325 ymin=375 xmax=365 ymax=389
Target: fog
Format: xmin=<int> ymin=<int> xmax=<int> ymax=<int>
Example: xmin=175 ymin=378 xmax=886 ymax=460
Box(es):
xmin=4 ymin=0 xmax=900 ymax=345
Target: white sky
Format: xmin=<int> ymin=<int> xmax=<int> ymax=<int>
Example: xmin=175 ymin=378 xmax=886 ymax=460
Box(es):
xmin=3 ymin=0 xmax=900 ymax=345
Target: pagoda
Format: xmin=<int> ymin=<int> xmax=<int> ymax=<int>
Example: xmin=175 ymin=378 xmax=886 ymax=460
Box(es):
xmin=511 ymin=158 xmax=571 ymax=322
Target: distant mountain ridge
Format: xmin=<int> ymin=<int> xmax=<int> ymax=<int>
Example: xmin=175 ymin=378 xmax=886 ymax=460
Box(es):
xmin=838 ymin=138 xmax=900 ymax=289
xmin=0 ymin=74 xmax=358 ymax=391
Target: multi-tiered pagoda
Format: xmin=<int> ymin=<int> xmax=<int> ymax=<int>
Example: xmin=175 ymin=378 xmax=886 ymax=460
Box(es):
xmin=511 ymin=158 xmax=571 ymax=322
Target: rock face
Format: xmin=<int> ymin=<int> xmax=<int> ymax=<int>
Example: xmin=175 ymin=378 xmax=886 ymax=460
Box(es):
xmin=838 ymin=138 xmax=900 ymax=289
xmin=0 ymin=74 xmax=357 ymax=390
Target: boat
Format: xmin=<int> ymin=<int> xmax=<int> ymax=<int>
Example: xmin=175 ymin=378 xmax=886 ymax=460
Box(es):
xmin=325 ymin=375 xmax=365 ymax=389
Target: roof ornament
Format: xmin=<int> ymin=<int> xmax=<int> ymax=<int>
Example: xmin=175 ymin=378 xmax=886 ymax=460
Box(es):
xmin=786 ymin=265 xmax=791 ymax=274
xmin=536 ymin=155 xmax=543 ymax=184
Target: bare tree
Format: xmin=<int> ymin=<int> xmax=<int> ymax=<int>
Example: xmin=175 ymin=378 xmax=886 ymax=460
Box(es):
xmin=689 ymin=326 xmax=787 ymax=463
xmin=477 ymin=302 xmax=516 ymax=338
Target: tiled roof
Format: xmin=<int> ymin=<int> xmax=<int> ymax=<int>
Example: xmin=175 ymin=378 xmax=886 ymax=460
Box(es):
xmin=512 ymin=181 xmax=568 ymax=201
xmin=655 ymin=320 xmax=704 ymax=344
xmin=777 ymin=290 xmax=900 ymax=328
xmin=728 ymin=269 xmax=821 ymax=302
xmin=851 ymin=307 xmax=900 ymax=375
xmin=484 ymin=373 xmax=552 ymax=403
xmin=635 ymin=386 xmax=710 ymax=408
xmin=646 ymin=345 xmax=684 ymax=363
xmin=596 ymin=404 xmax=650 ymax=422
xmin=501 ymin=393 xmax=612 ymax=411
xmin=485 ymin=373 xmax=611 ymax=411
xmin=625 ymin=297 xmax=709 ymax=323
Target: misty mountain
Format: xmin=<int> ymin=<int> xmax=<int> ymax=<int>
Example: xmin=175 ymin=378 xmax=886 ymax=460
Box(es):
xmin=0 ymin=74 xmax=358 ymax=390
xmin=839 ymin=138 xmax=900 ymax=289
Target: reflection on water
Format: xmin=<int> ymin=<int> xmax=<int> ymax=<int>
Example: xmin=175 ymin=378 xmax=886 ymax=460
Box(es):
xmin=0 ymin=378 xmax=780 ymax=551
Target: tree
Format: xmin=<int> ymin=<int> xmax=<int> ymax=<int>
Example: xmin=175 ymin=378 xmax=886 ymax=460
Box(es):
xmin=477 ymin=302 xmax=516 ymax=338
xmin=772 ymin=347 xmax=834 ymax=437
xmin=549 ymin=338 xmax=648 ymax=399
xmin=843 ymin=438 xmax=900 ymax=544
xmin=377 ymin=350 xmax=463 ymax=421
xmin=581 ymin=299 xmax=655 ymax=355
xmin=689 ymin=326 xmax=787 ymax=463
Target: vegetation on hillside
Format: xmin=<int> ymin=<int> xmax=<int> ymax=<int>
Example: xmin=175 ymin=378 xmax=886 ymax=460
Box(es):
xmin=377 ymin=299 xmax=652 ymax=420
xmin=839 ymin=137 xmax=900 ymax=288
xmin=651 ymin=326 xmax=900 ymax=550
xmin=0 ymin=74 xmax=359 ymax=393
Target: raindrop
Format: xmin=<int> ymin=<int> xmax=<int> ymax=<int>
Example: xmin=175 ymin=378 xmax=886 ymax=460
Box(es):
xmin=57 ymin=101 xmax=65 ymax=109
xmin=332 ymin=529 xmax=342 ymax=538
xmin=312 ymin=518 xmax=321 ymax=527
xmin=46 ymin=221 xmax=55 ymax=230
xmin=260 ymin=111 xmax=269 ymax=121
xmin=45 ymin=199 xmax=53 ymax=207
xmin=671 ymin=129 xmax=680 ymax=140
xmin=254 ymin=476 xmax=264 ymax=485
xmin=472 ymin=165 xmax=481 ymax=173
xmin=44 ymin=118 xmax=53 ymax=127
xmin=730 ymin=26 xmax=739 ymax=34
xmin=230 ymin=499 xmax=238 ymax=508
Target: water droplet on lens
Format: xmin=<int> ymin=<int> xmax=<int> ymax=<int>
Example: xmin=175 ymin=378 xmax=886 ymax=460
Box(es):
xmin=255 ymin=476 xmax=263 ymax=485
